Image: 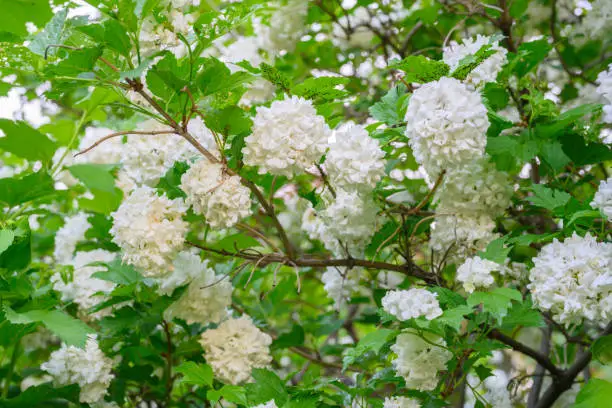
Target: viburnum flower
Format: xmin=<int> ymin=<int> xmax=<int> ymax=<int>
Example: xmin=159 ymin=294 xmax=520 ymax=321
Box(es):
xmin=321 ymin=267 xmax=365 ymax=308
xmin=443 ymin=35 xmax=508 ymax=86
xmin=382 ymin=289 xmax=442 ymax=320
xmin=155 ymin=251 xmax=205 ymax=295
xmin=596 ymin=64 xmax=612 ymax=123
xmin=391 ymin=330 xmax=452 ymax=391
xmin=180 ymin=159 xmax=252 ymax=228
xmin=110 ymin=186 xmax=188 ymax=277
xmin=53 ymin=213 xmax=91 ymax=265
xmin=528 ymin=233 xmax=612 ymax=325
xmin=254 ymin=0 xmax=309 ymax=53
xmin=429 ymin=213 xmax=498 ymax=262
xmin=41 ymin=336 xmax=114 ymax=404
xmin=243 ymin=96 xmax=330 ymax=177
xmin=383 ymin=396 xmax=422 ymax=408
xmin=326 ymin=123 xmax=386 ymax=191
xmin=456 ymin=256 xmax=504 ymax=293
xmin=404 ymin=77 xmax=489 ymax=176
xmin=199 ymin=316 xmax=273 ymax=385
xmin=591 ymin=176 xmax=612 ymax=220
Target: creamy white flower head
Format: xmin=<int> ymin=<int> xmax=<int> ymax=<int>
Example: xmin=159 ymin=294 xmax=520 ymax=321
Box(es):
xmin=430 ymin=213 xmax=498 ymax=262
xmin=181 ymin=159 xmax=252 ymax=228
xmin=391 ymin=330 xmax=452 ymax=391
xmin=443 ymin=35 xmax=508 ymax=86
xmin=321 ymin=267 xmax=364 ymax=308
xmin=243 ymin=95 xmax=330 ymax=177
xmin=382 ymin=289 xmax=442 ymax=320
xmin=54 ymin=213 xmax=91 ymax=264
xmin=252 ymin=400 xmax=278 ymax=408
xmin=254 ymin=0 xmax=308 ymax=53
xmin=528 ymin=233 xmax=612 ymax=325
xmin=456 ymin=256 xmax=504 ymax=293
xmin=482 ymin=369 xmax=513 ymax=408
xmin=199 ymin=316 xmax=272 ymax=385
xmin=110 ymin=186 xmax=188 ymax=277
xmin=326 ymin=123 xmax=386 ymax=191
xmin=596 ymin=64 xmax=612 ymax=123
xmin=404 ymin=77 xmax=489 ymax=176
xmin=383 ymin=396 xmax=422 ymax=408
xmin=41 ymin=336 xmax=114 ymax=404
xmin=156 ymin=251 xmax=205 ymax=295
xmin=591 ymin=177 xmax=612 ymax=220
xmin=51 ymin=249 xmax=117 ymax=319
xmin=164 ymin=256 xmax=232 ymax=325
xmin=434 ymin=159 xmax=512 ymax=217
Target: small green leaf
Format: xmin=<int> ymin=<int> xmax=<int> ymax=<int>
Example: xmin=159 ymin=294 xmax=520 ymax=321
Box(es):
xmin=260 ymin=63 xmax=292 ymax=93
xmin=293 ymin=76 xmax=350 ymax=102
xmin=477 ymin=238 xmax=511 ymax=264
xmin=0 ymin=119 xmax=57 ymax=163
xmin=527 ymin=185 xmax=572 ymax=211
xmin=343 ymin=329 xmax=398 ymax=369
xmin=245 ymin=369 xmax=289 ymax=407
xmin=0 ymin=0 xmax=53 ymax=39
xmin=68 ymin=164 xmax=117 ymax=192
xmin=451 ymin=44 xmax=496 ymax=81
xmin=272 ymin=324 xmax=305 ymax=350
xmin=176 ymin=361 xmax=213 ymax=386
xmin=467 ymin=288 xmax=522 ymax=323
xmin=591 ymin=335 xmax=612 ymax=365
xmin=574 ymin=379 xmax=612 ymax=408
xmin=389 ymin=55 xmax=450 ymax=83
xmin=369 ymin=84 xmax=408 ymax=125
xmin=437 ymin=305 xmax=472 ymax=332
xmin=91 ymin=258 xmax=143 ymax=285
xmin=0 ymin=229 xmax=15 ymax=256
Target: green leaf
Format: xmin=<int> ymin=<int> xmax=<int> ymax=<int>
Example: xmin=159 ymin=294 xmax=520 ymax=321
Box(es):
xmin=293 ymin=76 xmax=350 ymax=102
xmin=0 ymin=384 xmax=80 ymax=407
xmin=260 ymin=63 xmax=292 ymax=93
xmin=211 ymin=233 xmax=261 ymax=252
xmin=197 ymin=57 xmax=254 ymax=96
xmin=527 ymin=185 xmax=572 ymax=211
xmin=512 ymin=39 xmax=553 ymax=77
xmin=560 ymin=133 xmax=612 ymax=166
xmin=91 ymin=258 xmax=143 ymax=285
xmin=437 ymin=305 xmax=472 ymax=332
xmin=146 ymin=53 xmax=190 ymax=99
xmin=430 ymin=287 xmax=466 ymax=308
xmin=156 ymin=161 xmax=189 ymax=199
xmin=272 ymin=325 xmax=305 ymax=350
xmin=28 ymin=9 xmax=68 ymax=57
xmin=501 ymin=299 xmax=545 ymax=330
xmin=540 ymin=141 xmax=571 ymax=171
xmin=574 ymin=379 xmax=612 ymax=408
xmin=509 ymin=0 xmax=529 ymax=18
xmin=567 ymin=210 xmax=602 ymax=227
xmin=477 ymin=238 xmax=511 ymax=264
xmin=67 ymin=163 xmax=117 ymax=192
xmin=207 ymin=385 xmax=247 ymax=405
xmin=103 ymin=18 xmax=132 ymax=57
xmin=0 ymin=229 xmax=15 ymax=256
xmin=245 ymin=368 xmax=289 ymax=407
xmin=204 ymin=106 xmax=253 ymax=137
xmin=175 ymin=361 xmax=213 ymax=386
xmin=451 ymin=44 xmax=496 ymax=81
xmin=0 ymin=119 xmax=57 ymax=163
xmin=369 ymin=84 xmax=408 ymax=125
xmin=77 ymin=187 xmax=123 ymax=214
xmin=389 ymin=55 xmax=450 ymax=83
xmin=0 ymin=218 xmax=31 ymax=269
xmin=467 ymin=288 xmax=522 ymax=323
xmin=343 ymin=329 xmax=398 ymax=369
xmin=591 ymin=335 xmax=612 ymax=365
xmin=0 ymin=0 xmax=53 ymax=40
xmin=0 ymin=171 xmax=55 ymax=207
xmin=46 ymin=47 xmax=103 ymax=76
xmin=4 ymin=307 xmax=96 ymax=347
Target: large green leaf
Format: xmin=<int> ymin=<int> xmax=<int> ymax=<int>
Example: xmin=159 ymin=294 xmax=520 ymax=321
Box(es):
xmin=0 ymin=0 xmax=53 ymax=40
xmin=369 ymin=84 xmax=409 ymax=125
xmin=175 ymin=361 xmax=213 ymax=386
xmin=527 ymin=185 xmax=572 ymax=211
xmin=67 ymin=163 xmax=117 ymax=193
xmin=591 ymin=335 xmax=612 ymax=365
xmin=28 ymin=9 xmax=69 ymax=57
xmin=0 ymin=218 xmax=31 ymax=270
xmin=245 ymin=369 xmax=289 ymax=407
xmin=0 ymin=119 xmax=57 ymax=163
xmin=0 ymin=172 xmax=55 ymax=207
xmin=389 ymin=55 xmax=450 ymax=83
xmin=574 ymin=379 xmax=612 ymax=408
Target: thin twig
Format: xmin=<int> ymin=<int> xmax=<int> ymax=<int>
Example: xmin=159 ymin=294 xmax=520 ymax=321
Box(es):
xmin=75 ymin=130 xmax=176 ymax=157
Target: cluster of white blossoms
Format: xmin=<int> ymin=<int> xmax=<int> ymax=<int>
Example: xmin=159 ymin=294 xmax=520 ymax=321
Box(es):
xmin=180 ymin=159 xmax=252 ymax=228
xmin=155 ymin=251 xmax=204 ymax=295
xmin=199 ymin=316 xmax=272 ymax=385
xmin=391 ymin=330 xmax=452 ymax=391
xmin=443 ymin=35 xmax=508 ymax=87
xmin=596 ymin=64 xmax=612 ymax=124
xmin=41 ymin=336 xmax=114 ymax=404
xmin=139 ymin=0 xmax=199 ymax=57
xmin=53 ymin=213 xmax=91 ymax=264
xmin=164 ymin=255 xmax=232 ymax=325
xmin=528 ymin=233 xmax=612 ymax=325
xmin=326 ymin=123 xmax=386 ymax=191
xmin=382 ymin=396 xmax=422 ymax=408
xmin=51 ymin=249 xmax=116 ymax=319
xmin=382 ymin=289 xmax=442 ymax=321
xmin=243 ymin=96 xmax=330 ymax=177
xmin=404 ymin=77 xmax=489 ymax=177
xmin=429 ymin=213 xmax=498 ymax=261
xmin=456 ymin=256 xmax=505 ymax=293
xmin=321 ymin=267 xmax=365 ymax=308
xmin=254 ymin=0 xmax=309 ymax=53
xmin=591 ymin=176 xmax=612 ymax=220
xmin=110 ymin=186 xmax=188 ymax=277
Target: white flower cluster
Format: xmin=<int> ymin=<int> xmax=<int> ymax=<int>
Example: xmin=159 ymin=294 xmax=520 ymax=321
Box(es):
xmin=41 ymin=336 xmax=114 ymax=404
xmin=155 ymin=251 xmax=203 ymax=295
xmin=180 ymin=159 xmax=252 ymax=228
xmin=383 ymin=396 xmax=422 ymax=408
xmin=164 ymin=254 xmax=232 ymax=325
xmin=391 ymin=330 xmax=452 ymax=391
xmin=54 ymin=213 xmax=91 ymax=264
xmin=51 ymin=249 xmax=116 ymax=319
xmin=482 ymin=369 xmax=513 ymax=408
xmin=429 ymin=213 xmax=499 ymax=262
xmin=255 ymin=0 xmax=309 ymax=53
xmin=199 ymin=316 xmax=272 ymax=385
xmin=326 ymin=123 xmax=386 ymax=191
xmin=321 ymin=267 xmax=364 ymax=308
xmin=456 ymin=256 xmax=505 ymax=293
xmin=243 ymin=96 xmax=330 ymax=177
xmin=434 ymin=159 xmax=512 ymax=217
xmin=528 ymin=233 xmax=612 ymax=325
xmin=404 ymin=77 xmax=489 ymax=177
xmin=591 ymin=176 xmax=612 ymax=220
xmin=139 ymin=0 xmax=198 ymax=57
xmin=577 ymin=0 xmax=612 ymax=41
xmin=252 ymin=401 xmax=278 ymax=408
xmin=382 ymin=289 xmax=442 ymax=321
xmin=110 ymin=186 xmax=188 ymax=277
xmin=596 ymin=64 xmax=612 ymax=124
xmin=443 ymin=35 xmax=508 ymax=87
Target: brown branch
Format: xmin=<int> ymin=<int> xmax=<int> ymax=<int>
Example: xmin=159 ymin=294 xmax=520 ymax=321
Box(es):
xmin=315 ymin=163 xmax=336 ymax=198
xmin=75 ymin=129 xmax=176 ymax=157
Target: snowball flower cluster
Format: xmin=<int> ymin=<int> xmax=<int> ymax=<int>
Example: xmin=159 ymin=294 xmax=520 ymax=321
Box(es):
xmin=404 ymin=77 xmax=489 ymax=176
xmin=321 ymin=267 xmax=364 ymax=308
xmin=243 ymin=96 xmax=330 ymax=177
xmin=54 ymin=213 xmax=91 ymax=264
xmin=391 ymin=330 xmax=452 ymax=391
xmin=110 ymin=186 xmax=188 ymax=277
xmin=164 ymin=255 xmax=232 ymax=325
xmin=155 ymin=251 xmax=205 ymax=295
xmin=383 ymin=396 xmax=422 ymax=408
xmin=528 ymin=233 xmax=612 ymax=325
xmin=382 ymin=288 xmax=442 ymax=320
xmin=443 ymin=35 xmax=508 ymax=86
xmin=199 ymin=316 xmax=272 ymax=384
xmin=456 ymin=256 xmax=505 ymax=293
xmin=41 ymin=336 xmax=114 ymax=404
xmin=51 ymin=249 xmax=116 ymax=319
xmin=326 ymin=123 xmax=386 ymax=191
xmin=180 ymin=159 xmax=252 ymax=228
xmin=591 ymin=176 xmax=612 ymax=220
xmin=596 ymin=64 xmax=612 ymax=124
xmin=429 ymin=213 xmax=498 ymax=262
xmin=255 ymin=0 xmax=309 ymax=53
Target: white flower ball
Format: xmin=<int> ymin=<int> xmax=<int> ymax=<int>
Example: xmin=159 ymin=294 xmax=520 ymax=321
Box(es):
xmin=382 ymin=288 xmax=442 ymax=320
xmin=591 ymin=177 xmax=612 ymax=220
xmin=321 ymin=267 xmax=365 ymax=308
xmin=54 ymin=213 xmax=91 ymax=265
xmin=429 ymin=213 xmax=498 ymax=262
xmin=443 ymin=35 xmax=508 ymax=86
xmin=383 ymin=396 xmax=422 ymax=408
xmin=596 ymin=64 xmax=612 ymax=124
xmin=456 ymin=256 xmax=504 ymax=293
